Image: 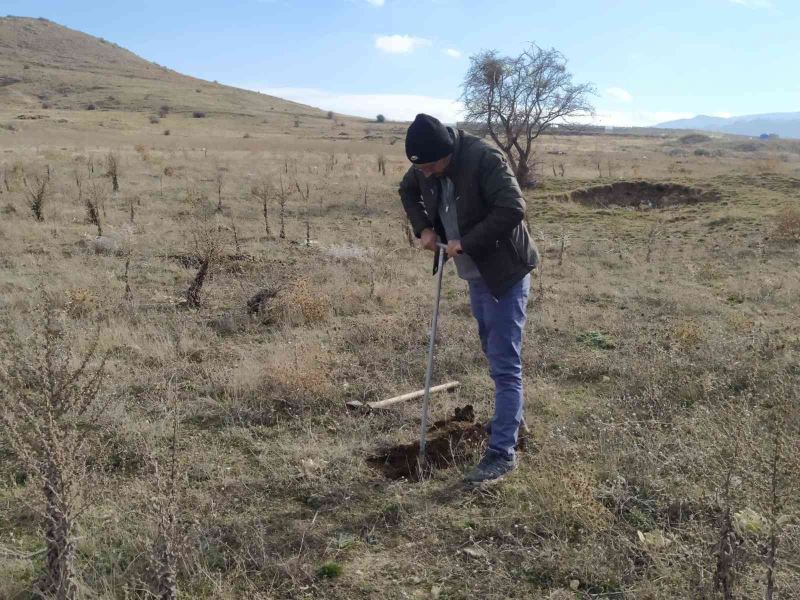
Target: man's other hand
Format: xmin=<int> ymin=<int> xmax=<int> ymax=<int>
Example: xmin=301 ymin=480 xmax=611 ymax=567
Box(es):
xmin=446 ymin=240 xmax=463 ymax=258
xmin=420 ymin=228 xmax=438 ymax=252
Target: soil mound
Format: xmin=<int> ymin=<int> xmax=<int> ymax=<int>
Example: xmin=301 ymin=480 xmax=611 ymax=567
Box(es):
xmin=367 ymin=405 xmax=527 ymax=481
xmin=367 ymin=405 xmax=483 ymax=481
xmin=565 ymin=181 xmax=721 ymax=209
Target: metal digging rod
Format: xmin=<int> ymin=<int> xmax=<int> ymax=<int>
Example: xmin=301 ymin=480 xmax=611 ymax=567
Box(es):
xmin=418 ymin=243 xmax=448 ymax=474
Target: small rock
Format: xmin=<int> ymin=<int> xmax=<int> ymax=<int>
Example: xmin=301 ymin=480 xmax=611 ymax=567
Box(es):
xmin=637 ymin=529 xmax=672 ymax=550
xmin=45 ymin=317 xmax=66 ymax=337
xmin=247 ymin=286 xmax=280 ymax=315
xmin=93 ymin=235 xmax=118 ymax=255
xmin=208 ymin=313 xmax=237 ymax=335
xmin=734 ymin=507 xmax=768 ymax=536
xmin=462 ymin=545 xmax=488 ymax=559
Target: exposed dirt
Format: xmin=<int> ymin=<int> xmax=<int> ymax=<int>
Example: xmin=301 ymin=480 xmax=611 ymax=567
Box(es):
xmin=563 ymin=181 xmax=721 ymax=209
xmin=368 ymin=405 xmax=527 ymax=481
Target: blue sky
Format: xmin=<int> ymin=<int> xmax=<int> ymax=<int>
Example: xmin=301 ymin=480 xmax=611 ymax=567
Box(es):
xmin=5 ymin=0 xmax=799 ymax=125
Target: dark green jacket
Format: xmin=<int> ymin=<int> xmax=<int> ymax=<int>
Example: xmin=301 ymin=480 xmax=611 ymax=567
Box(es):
xmin=399 ymin=128 xmax=539 ymax=298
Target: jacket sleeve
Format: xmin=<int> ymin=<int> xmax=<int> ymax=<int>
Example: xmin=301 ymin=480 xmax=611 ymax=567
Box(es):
xmin=459 ymin=147 xmax=526 ymax=258
xmin=398 ymin=167 xmax=433 ymax=238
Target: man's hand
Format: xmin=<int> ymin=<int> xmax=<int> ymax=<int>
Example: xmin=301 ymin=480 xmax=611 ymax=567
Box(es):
xmin=446 ymin=240 xmax=463 ymax=258
xmin=420 ymin=228 xmax=438 ymax=252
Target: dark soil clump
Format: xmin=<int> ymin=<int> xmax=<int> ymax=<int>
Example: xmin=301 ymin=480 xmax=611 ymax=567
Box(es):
xmin=368 ymin=405 xmax=527 ymax=481
xmin=563 ymin=181 xmax=721 ymax=209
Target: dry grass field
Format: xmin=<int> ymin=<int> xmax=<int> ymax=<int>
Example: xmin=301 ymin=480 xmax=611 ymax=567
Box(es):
xmin=2 ymin=16 xmax=800 ymax=600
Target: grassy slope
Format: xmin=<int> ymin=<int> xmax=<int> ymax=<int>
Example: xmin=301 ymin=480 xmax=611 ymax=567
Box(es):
xmin=0 ymin=16 xmax=327 ymax=119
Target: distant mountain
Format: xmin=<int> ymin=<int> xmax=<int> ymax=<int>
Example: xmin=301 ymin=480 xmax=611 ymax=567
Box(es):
xmin=0 ymin=16 xmax=324 ymax=118
xmin=656 ymin=112 xmax=800 ymax=139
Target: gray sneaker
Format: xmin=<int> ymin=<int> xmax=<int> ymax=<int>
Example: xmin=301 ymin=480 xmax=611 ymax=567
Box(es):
xmin=464 ymin=450 xmax=517 ymax=484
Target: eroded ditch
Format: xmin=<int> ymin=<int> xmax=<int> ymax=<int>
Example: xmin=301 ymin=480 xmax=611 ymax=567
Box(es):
xmin=555 ymin=181 xmax=721 ymax=209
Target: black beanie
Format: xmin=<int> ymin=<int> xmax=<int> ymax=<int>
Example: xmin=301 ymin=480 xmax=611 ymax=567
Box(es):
xmin=405 ymin=114 xmax=454 ymax=164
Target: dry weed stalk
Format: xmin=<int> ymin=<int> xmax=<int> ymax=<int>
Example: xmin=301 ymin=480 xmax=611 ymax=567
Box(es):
xmin=146 ymin=383 xmax=182 ymax=600
xmin=645 ymin=221 xmax=662 ymax=263
xmin=73 ymin=170 xmax=84 ymax=206
xmin=105 ymin=151 xmax=119 ymax=192
xmin=557 ymin=228 xmax=568 ymax=266
xmin=84 ymin=178 xmax=107 ymax=237
xmin=123 ymin=251 xmax=133 ymax=304
xmin=714 ymin=416 xmax=744 ymax=600
xmin=230 ymin=216 xmax=241 ymax=253
xmin=278 ymin=176 xmax=288 ymax=239
xmin=215 ymin=169 xmax=224 ymax=213
xmin=22 ymin=168 xmax=50 ymax=221
xmin=0 ymin=305 xmax=109 ymax=599
xmin=295 ymin=180 xmax=311 ymax=246
xmin=757 ymin=378 xmax=798 ymax=600
xmin=377 ymin=155 xmax=386 ymax=176
xmin=250 ymin=180 xmax=272 ymax=237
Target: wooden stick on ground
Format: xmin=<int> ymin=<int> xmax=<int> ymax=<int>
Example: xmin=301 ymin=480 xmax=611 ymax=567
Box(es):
xmin=346 ymin=381 xmax=460 ymax=410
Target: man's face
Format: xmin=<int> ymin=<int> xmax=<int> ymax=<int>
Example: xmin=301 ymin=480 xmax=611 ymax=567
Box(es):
xmin=413 ymin=154 xmax=451 ymax=179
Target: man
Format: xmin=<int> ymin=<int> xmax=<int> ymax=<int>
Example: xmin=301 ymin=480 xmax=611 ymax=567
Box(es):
xmin=399 ymin=113 xmax=539 ymax=485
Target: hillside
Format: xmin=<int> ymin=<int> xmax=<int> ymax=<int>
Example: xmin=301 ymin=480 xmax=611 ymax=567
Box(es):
xmin=656 ymin=111 xmax=800 ymax=139
xmin=0 ymin=16 xmax=324 ymax=119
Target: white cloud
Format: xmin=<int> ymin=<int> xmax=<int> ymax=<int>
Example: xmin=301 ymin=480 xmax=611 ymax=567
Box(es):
xmin=366 ymin=0 xmax=385 ymax=5
xmin=728 ymin=0 xmax=772 ymax=7
xmin=375 ymin=35 xmax=431 ymax=54
xmin=255 ymin=86 xmax=464 ymax=123
xmin=605 ymin=87 xmax=633 ymax=103
xmin=444 ymin=48 xmax=462 ymax=58
xmin=579 ymin=110 xmax=696 ymax=128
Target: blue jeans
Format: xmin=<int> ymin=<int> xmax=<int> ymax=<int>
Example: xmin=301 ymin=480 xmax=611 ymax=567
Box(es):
xmin=468 ymin=274 xmax=530 ymax=459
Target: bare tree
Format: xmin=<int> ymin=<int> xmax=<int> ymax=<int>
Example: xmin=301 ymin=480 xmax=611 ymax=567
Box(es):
xmin=185 ymin=213 xmax=225 ymax=308
xmin=461 ymin=44 xmax=594 ymax=186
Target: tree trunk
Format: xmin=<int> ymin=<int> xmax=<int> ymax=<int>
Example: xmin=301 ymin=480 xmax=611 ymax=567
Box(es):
xmin=515 ymin=161 xmax=533 ymax=188
xmin=186 ymin=258 xmax=210 ymax=308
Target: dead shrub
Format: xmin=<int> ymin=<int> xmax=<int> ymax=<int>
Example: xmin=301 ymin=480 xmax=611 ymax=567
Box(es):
xmin=185 ymin=211 xmax=226 ymax=308
xmin=771 ymin=209 xmax=800 ymax=244
xmin=263 ymin=278 xmax=331 ymax=326
xmin=64 ymin=287 xmax=98 ymax=318
xmin=0 ymin=305 xmax=109 ymax=599
xmin=22 ymin=168 xmax=50 ymax=221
